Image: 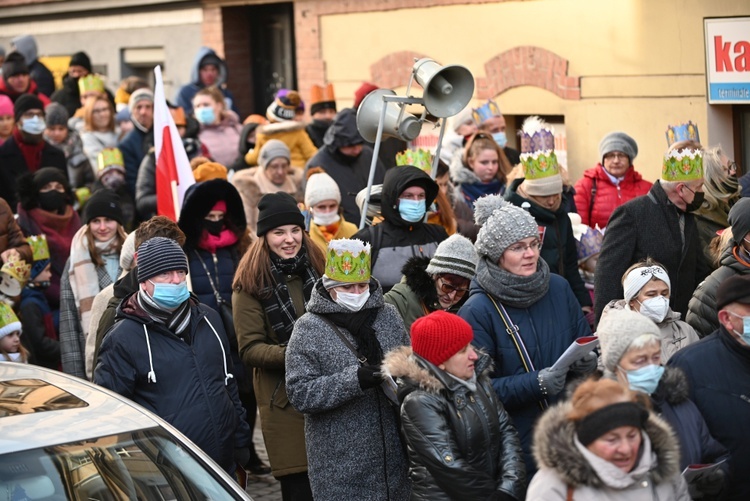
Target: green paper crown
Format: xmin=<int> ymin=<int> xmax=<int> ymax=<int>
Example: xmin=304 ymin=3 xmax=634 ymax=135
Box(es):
xmin=325 ymin=239 xmax=371 ymax=283
xmin=520 ymin=151 xmax=560 ymax=180
xmin=78 ymin=74 xmax=105 ymax=95
xmin=97 ymin=148 xmax=125 ymax=173
xmin=26 ymin=235 xmax=50 ymax=262
xmin=396 ymin=149 xmax=432 ymax=173
xmin=0 ymin=301 xmax=20 ymax=329
xmin=662 ymin=148 xmax=703 ymax=182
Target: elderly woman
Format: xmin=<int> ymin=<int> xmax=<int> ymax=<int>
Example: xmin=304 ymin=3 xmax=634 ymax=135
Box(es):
xmin=383 ymin=311 xmax=526 ymax=501
xmin=285 ymin=238 xmax=410 ymax=500
xmin=598 ymin=309 xmax=729 ymax=498
xmin=385 ymin=234 xmax=478 ymax=332
xmin=602 ymin=258 xmax=699 ymax=362
xmin=458 ymin=194 xmax=596 ymax=478
xmin=527 ymin=378 xmax=689 ymax=499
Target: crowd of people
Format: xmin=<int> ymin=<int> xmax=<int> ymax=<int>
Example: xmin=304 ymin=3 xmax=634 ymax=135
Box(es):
xmin=1 ymin=35 xmax=750 ymax=501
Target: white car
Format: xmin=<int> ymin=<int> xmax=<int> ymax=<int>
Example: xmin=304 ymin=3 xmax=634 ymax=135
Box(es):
xmin=0 ymin=362 xmax=254 ymax=500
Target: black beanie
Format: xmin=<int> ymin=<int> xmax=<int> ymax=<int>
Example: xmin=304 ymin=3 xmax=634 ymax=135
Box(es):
xmin=256 ymin=192 xmax=304 ymax=237
xmin=83 ymin=189 xmax=124 ymax=225
xmin=69 ymin=51 xmax=92 ymax=72
xmin=2 ymin=52 xmax=28 ymax=79
xmin=33 ymin=167 xmax=69 ymax=192
xmin=14 ymin=93 xmax=44 ymax=122
xmin=200 ymin=53 xmax=222 ymax=69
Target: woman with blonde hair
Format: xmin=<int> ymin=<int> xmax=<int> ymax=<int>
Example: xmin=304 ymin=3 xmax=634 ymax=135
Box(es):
xmin=449 ymin=132 xmax=510 ymax=206
xmin=80 ymin=94 xmax=118 ymax=169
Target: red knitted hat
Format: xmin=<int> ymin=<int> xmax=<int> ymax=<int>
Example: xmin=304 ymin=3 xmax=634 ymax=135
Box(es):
xmin=353 ymin=82 xmax=379 ymax=109
xmin=411 ymin=311 xmax=474 ymax=366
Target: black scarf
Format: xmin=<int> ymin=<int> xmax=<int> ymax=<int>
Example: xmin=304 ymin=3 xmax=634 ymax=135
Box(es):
xmin=262 ymin=246 xmax=319 ymax=343
xmin=136 ymin=290 xmax=192 ymax=338
xmin=320 ymin=282 xmax=383 ymax=364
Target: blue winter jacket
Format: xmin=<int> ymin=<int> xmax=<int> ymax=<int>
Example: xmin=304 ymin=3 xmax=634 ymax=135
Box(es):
xmin=669 ymin=327 xmax=750 ymax=500
xmin=175 ymin=47 xmax=239 ymax=116
xmin=187 ymin=247 xmax=237 ymax=310
xmin=119 ymin=126 xmax=153 ymax=198
xmin=458 ymin=273 xmax=590 ymax=477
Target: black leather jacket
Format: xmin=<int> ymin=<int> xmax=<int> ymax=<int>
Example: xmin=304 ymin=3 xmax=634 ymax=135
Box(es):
xmin=383 ymin=347 xmax=526 ymax=500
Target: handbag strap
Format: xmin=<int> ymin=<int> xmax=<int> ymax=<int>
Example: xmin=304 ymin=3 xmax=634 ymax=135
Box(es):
xmin=566 ymin=484 xmax=574 ymax=501
xmin=194 ymin=250 xmax=223 ymax=304
xmin=318 ymin=315 xmax=368 ymax=365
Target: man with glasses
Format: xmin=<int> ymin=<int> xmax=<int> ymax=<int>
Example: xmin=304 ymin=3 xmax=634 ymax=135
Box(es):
xmin=0 ymin=93 xmax=66 ymax=211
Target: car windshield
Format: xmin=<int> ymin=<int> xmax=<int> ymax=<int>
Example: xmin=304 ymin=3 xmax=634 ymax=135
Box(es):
xmin=0 ymin=427 xmax=244 ymax=500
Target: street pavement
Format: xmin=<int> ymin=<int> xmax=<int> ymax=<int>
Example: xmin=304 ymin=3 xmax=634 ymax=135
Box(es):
xmin=245 ymin=415 xmax=282 ymax=501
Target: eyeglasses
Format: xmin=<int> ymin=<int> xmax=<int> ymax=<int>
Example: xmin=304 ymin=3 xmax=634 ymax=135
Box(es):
xmin=437 ymin=278 xmax=470 ymax=297
xmin=603 ymin=152 xmax=629 ymax=161
xmin=506 ymin=240 xmax=542 ymax=254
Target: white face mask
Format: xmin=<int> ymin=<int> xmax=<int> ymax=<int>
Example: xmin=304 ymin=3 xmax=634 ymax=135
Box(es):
xmin=637 ymin=296 xmax=669 ymax=323
xmin=312 ymin=209 xmax=340 ymax=227
xmin=335 ymin=290 xmax=370 ymax=312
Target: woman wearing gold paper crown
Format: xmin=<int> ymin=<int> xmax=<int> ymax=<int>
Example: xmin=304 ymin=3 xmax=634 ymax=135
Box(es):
xmin=505 ymin=116 xmax=592 ymax=310
xmin=285 ymin=238 xmax=411 ymax=500
xmin=80 ymin=84 xmax=119 ymax=169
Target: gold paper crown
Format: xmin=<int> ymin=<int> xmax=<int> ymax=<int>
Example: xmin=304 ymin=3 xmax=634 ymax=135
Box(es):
xmin=1 ymin=254 xmax=31 ymax=286
xmin=662 ymin=148 xmax=703 ymax=182
xmin=325 ymin=239 xmax=371 ymax=283
xmin=78 ymin=74 xmax=105 ymax=95
xmin=26 ymin=235 xmax=50 ymax=262
xmin=0 ymin=301 xmax=20 ymax=331
xmin=665 ymin=121 xmax=700 ymax=147
xmin=97 ymin=148 xmax=125 ymax=173
xmin=395 ymin=149 xmax=432 ymax=173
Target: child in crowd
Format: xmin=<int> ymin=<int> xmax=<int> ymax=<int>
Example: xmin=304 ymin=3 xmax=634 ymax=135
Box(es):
xmin=43 ymin=102 xmax=94 ymax=195
xmin=95 ymin=148 xmax=136 ymax=231
xmin=0 ymin=303 xmax=27 ymax=363
xmin=0 ymin=94 xmax=13 ymax=145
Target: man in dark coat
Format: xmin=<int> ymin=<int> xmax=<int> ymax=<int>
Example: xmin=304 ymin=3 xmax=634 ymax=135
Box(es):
xmin=10 ymin=35 xmax=55 ymax=97
xmin=594 ymin=141 xmax=710 ymax=323
xmin=119 ymin=88 xmax=154 ymax=198
xmin=305 ymin=107 xmax=386 ymax=224
xmin=94 ymin=237 xmax=252 ymax=474
xmin=174 ymin=47 xmax=239 ymax=116
xmin=669 ymin=274 xmax=750 ymax=501
xmin=0 ymin=94 xmax=66 ymax=211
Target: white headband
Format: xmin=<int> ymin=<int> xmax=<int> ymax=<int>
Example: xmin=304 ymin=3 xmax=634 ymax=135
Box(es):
xmin=623 ymin=265 xmax=671 ymax=302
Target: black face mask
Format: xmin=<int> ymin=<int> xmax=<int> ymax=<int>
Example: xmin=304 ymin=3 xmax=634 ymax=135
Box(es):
xmin=312 ymin=118 xmax=333 ymax=128
xmin=683 ymin=190 xmax=705 ymax=212
xmin=37 ymin=190 xmax=67 ymax=213
xmin=204 ymin=219 xmax=224 ymax=236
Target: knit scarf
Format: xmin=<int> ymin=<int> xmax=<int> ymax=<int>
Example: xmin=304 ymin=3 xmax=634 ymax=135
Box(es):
xmin=319 ymin=222 xmax=340 ymax=243
xmin=24 ymin=206 xmax=81 ymax=273
xmin=12 ymin=128 xmax=45 ymax=173
xmin=461 ymin=179 xmax=504 ymax=205
xmin=136 ymin=289 xmax=192 ymax=337
xmin=68 ymin=227 xmax=119 ymax=340
xmin=475 ymin=256 xmax=550 ymax=309
xmin=261 ymin=246 xmax=319 ymax=343
xmin=197 ymin=228 xmax=238 ymax=254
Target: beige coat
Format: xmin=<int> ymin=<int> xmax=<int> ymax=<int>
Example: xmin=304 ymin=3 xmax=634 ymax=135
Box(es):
xmin=231 ymin=166 xmax=303 ymax=234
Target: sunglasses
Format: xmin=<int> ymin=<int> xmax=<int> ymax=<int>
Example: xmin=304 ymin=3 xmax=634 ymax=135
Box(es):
xmin=437 ymin=277 xmax=470 ymax=297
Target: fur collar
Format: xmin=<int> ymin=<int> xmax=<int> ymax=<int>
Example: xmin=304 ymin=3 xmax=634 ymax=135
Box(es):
xmin=652 ymin=366 xmax=689 ymax=406
xmin=258 ymin=120 xmax=306 ymax=135
xmin=532 ymin=401 xmax=682 ymax=489
xmin=401 ymin=256 xmax=440 ymax=307
xmin=449 ymin=148 xmax=482 ymax=185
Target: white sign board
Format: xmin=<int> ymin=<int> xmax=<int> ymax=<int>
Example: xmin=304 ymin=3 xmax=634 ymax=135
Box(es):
xmin=704 ymin=17 xmax=750 ymax=104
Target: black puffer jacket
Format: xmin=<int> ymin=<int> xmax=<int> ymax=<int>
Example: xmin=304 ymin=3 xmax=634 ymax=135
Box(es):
xmin=686 ymin=245 xmax=750 ymax=338
xmin=383 ymin=346 xmax=526 ymax=501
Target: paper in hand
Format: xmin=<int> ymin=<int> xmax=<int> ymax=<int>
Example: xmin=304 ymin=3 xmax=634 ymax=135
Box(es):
xmin=682 ymin=459 xmax=726 ymax=483
xmin=551 ymin=336 xmax=599 ymax=371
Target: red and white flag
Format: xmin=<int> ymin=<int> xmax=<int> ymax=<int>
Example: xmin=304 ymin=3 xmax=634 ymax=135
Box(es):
xmin=153 ymin=65 xmax=194 ymax=220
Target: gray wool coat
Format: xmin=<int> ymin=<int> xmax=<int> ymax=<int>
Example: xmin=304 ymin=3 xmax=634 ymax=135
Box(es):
xmin=285 ymin=281 xmax=411 ymax=501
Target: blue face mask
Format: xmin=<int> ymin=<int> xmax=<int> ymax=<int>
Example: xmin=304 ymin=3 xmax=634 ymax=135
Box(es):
xmin=21 ymin=115 xmax=46 ymax=135
xmin=728 ymin=311 xmax=750 ymax=345
xmin=492 ymin=131 xmax=507 ymax=149
xmin=149 ymin=280 xmax=190 ymax=309
xmin=195 ymin=107 xmax=216 ymax=125
xmin=398 ymin=199 xmax=426 ymax=223
xmin=620 ymin=364 xmax=664 ymax=395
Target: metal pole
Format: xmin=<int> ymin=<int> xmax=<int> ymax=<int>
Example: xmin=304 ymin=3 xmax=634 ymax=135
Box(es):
xmin=430 ymin=117 xmax=448 ymax=180
xmin=359 ymin=96 xmax=389 ymax=229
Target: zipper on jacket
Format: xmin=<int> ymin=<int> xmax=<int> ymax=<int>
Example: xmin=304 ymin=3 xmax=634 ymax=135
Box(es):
xmin=212 ymin=253 xmax=220 ymax=291
xmin=617 ymin=184 xmax=622 ymax=199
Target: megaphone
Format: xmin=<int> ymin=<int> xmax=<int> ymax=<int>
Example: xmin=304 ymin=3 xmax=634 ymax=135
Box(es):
xmin=356 ymin=89 xmax=422 ymax=143
xmin=412 ymin=58 xmax=474 ymax=118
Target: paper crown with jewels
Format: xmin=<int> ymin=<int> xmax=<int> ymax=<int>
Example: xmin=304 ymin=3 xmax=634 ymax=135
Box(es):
xmin=576 ymin=226 xmax=604 ymax=263
xmin=1 ymin=255 xmax=31 ymax=285
xmin=78 ymin=74 xmax=105 ymax=95
xmin=97 ymin=148 xmax=125 ymax=174
xmin=519 ymin=116 xmax=560 ymax=180
xmin=665 ymin=121 xmax=700 ymax=147
xmin=27 ymin=235 xmax=50 ymax=262
xmin=324 ymin=239 xmax=371 ymax=283
xmin=472 ymin=100 xmax=501 ymax=124
xmin=662 ymin=148 xmax=703 ymax=182
xmin=0 ymin=301 xmax=21 ymax=337
xmin=396 ymin=149 xmax=432 ymax=173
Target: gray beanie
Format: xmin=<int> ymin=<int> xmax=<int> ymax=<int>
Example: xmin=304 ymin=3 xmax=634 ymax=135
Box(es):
xmin=259 ymin=139 xmax=291 ymax=169
xmin=45 ymin=102 xmax=69 ymax=127
xmin=598 ymin=309 xmax=661 ymax=373
xmin=599 ymin=132 xmax=638 ymax=162
xmin=137 ymin=237 xmax=189 ymax=283
xmin=474 ymin=195 xmax=538 ymax=262
xmin=425 ymin=234 xmax=479 ymax=280
xmin=128 ymin=88 xmax=154 ymax=112
xmin=728 ymin=197 xmax=750 ymax=245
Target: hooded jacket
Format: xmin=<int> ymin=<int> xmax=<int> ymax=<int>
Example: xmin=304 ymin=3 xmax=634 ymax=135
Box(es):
xmin=93 ymin=292 xmax=252 ymax=473
xmin=0 ymin=137 xmax=66 ymax=210
xmin=305 ymin=108 xmax=386 ymax=224
xmin=174 ymin=47 xmax=239 ymax=116
xmin=353 ymin=166 xmax=449 ymax=292
xmin=244 ymin=119 xmax=318 ymax=168
xmin=527 ymin=400 xmax=689 ymax=500
xmin=383 ymin=346 xmax=526 ymax=501
xmin=10 ymin=35 xmax=55 ymax=97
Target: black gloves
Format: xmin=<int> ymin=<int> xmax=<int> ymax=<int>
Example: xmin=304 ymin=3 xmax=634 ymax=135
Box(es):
xmin=357 ymin=365 xmax=382 ymax=390
xmin=689 ymin=468 xmax=725 ymax=498
xmin=570 ymin=351 xmax=598 ymax=374
xmin=538 ymin=367 xmax=567 ymax=396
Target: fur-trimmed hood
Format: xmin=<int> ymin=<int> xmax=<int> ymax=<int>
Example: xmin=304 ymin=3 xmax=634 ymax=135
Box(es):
xmin=257 ymin=119 xmax=306 ymax=136
xmin=532 ymin=400 xmax=682 ymax=489
xmin=449 ymin=148 xmax=482 ymax=186
xmin=178 ymin=178 xmax=247 ymax=250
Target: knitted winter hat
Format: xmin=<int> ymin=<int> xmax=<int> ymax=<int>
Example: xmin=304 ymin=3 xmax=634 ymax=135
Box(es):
xmin=266 ymin=90 xmax=301 ymax=122
xmin=83 ymin=188 xmax=123 ymax=225
xmin=411 ymin=311 xmax=474 ymax=366
xmin=0 ymin=95 xmax=13 ymax=117
xmin=2 ymin=52 xmax=28 ymax=79
xmin=45 ymin=103 xmax=69 ymax=127
xmin=137 ymin=236 xmax=189 ymax=283
xmin=128 ymin=88 xmax=154 ymax=112
xmin=0 ymin=302 xmax=22 ymax=339
xmin=474 ymin=195 xmax=538 ymax=262
xmin=259 ymin=139 xmax=291 ymax=169
xmin=69 ymin=51 xmax=92 ymax=72
xmin=353 ymin=82 xmax=379 ymax=109
xmin=450 ymin=105 xmax=476 ymax=133
xmin=14 ymin=93 xmax=44 ymax=122
xmin=599 ymin=131 xmax=638 ymax=163
xmin=305 ymin=172 xmax=341 ymax=208
xmin=728 ymin=197 xmax=750 ymax=245
xmin=32 ymin=167 xmax=69 ymax=193
xmin=425 ymin=234 xmax=478 ymax=281
xmin=256 ymin=192 xmax=304 ymax=237
xmin=598 ymin=309 xmax=661 ymax=373
xmin=192 ymin=161 xmax=227 ymax=182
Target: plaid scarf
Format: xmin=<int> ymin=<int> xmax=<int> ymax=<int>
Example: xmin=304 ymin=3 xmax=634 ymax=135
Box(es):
xmin=136 ymin=289 xmax=192 ymax=337
xmin=261 ymin=246 xmax=318 ymax=343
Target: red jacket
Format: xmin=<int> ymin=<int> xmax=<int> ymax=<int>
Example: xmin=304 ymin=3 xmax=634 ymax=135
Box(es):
xmin=573 ymin=164 xmax=652 ymax=229
xmin=0 ymin=78 xmax=51 ymax=107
